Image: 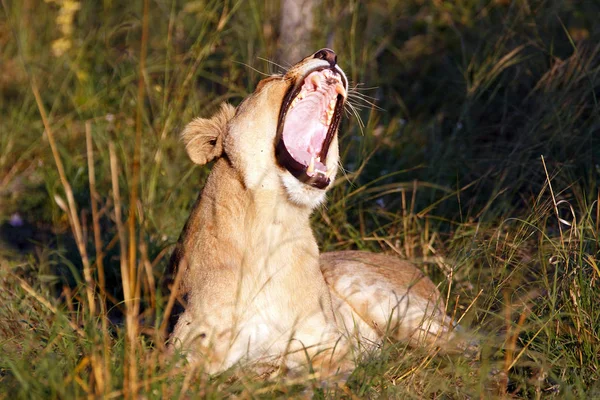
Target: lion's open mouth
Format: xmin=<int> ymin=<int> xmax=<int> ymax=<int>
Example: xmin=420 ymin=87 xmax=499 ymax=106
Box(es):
xmin=276 ymin=67 xmax=347 ymax=189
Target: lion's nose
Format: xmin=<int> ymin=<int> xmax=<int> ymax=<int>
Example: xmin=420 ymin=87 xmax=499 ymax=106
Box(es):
xmin=314 ymin=48 xmax=337 ymax=68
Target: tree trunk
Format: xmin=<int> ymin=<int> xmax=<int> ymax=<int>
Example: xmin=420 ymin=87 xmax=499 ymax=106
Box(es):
xmin=277 ymin=0 xmax=320 ymax=67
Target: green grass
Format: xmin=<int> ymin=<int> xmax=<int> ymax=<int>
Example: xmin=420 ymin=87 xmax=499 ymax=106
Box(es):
xmin=1 ymin=0 xmax=599 ymax=398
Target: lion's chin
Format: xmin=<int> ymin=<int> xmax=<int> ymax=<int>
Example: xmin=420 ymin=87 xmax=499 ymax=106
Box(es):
xmin=280 ymin=171 xmax=331 ymax=209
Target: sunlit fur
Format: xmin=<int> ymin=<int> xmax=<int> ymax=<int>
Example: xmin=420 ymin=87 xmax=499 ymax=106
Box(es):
xmin=169 ymin=50 xmax=461 ymax=379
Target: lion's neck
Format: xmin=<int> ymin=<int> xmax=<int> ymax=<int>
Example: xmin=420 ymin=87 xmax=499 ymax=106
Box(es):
xmin=187 ymin=158 xmax=317 ymax=277
xmin=177 ymin=158 xmax=336 ymax=346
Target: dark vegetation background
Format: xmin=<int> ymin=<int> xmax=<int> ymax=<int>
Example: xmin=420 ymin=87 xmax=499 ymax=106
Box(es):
xmin=0 ymin=0 xmax=598 ymax=398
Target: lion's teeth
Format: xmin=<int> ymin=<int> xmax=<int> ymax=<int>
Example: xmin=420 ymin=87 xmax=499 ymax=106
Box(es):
xmin=311 ymin=73 xmax=322 ymax=88
xmin=307 ymin=156 xmax=315 ymax=174
xmin=329 ymin=99 xmax=336 ymax=109
xmin=327 ymin=167 xmax=336 ymax=180
xmin=325 ymin=108 xmax=334 ymax=125
xmin=335 ymin=83 xmax=347 ymax=99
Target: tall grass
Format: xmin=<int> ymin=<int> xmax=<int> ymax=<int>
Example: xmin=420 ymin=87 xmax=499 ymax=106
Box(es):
xmin=0 ymin=0 xmax=598 ymax=398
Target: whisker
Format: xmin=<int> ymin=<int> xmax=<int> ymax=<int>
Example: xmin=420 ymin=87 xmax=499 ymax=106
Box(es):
xmin=348 ymin=82 xmax=380 ymax=91
xmin=347 ymin=90 xmax=384 ymax=111
xmin=345 ymin=101 xmax=366 ymax=134
xmin=337 ymin=160 xmax=353 ymax=187
xmin=343 ymin=81 xmax=384 ymax=112
xmin=348 ymin=97 xmax=383 ymax=112
xmin=348 ymin=90 xmax=379 ymax=102
xmin=257 ymin=57 xmax=290 ymax=74
xmin=233 ymin=61 xmax=274 ymax=77
xmin=345 ymin=101 xmax=366 ymax=112
xmin=347 ymin=82 xmax=379 ymax=94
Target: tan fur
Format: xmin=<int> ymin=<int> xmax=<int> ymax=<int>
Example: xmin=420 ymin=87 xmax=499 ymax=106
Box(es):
xmin=182 ymin=103 xmax=234 ymax=165
xmin=321 ymin=251 xmax=453 ymax=349
xmin=169 ymin=50 xmax=458 ymax=378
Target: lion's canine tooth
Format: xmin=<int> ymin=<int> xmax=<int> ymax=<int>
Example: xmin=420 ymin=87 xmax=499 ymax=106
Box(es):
xmin=311 ymin=73 xmax=322 ymax=88
xmin=307 ymin=156 xmax=315 ymax=174
xmin=326 ymin=167 xmax=336 ymax=180
xmin=326 ymin=109 xmax=334 ymax=125
xmin=335 ymin=82 xmax=347 ymax=98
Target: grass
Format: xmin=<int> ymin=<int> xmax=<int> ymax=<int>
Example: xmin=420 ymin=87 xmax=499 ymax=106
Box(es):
xmin=1 ymin=0 xmax=599 ymax=398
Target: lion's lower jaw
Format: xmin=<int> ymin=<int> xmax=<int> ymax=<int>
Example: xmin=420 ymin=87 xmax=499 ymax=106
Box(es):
xmin=280 ymin=172 xmax=332 ymax=209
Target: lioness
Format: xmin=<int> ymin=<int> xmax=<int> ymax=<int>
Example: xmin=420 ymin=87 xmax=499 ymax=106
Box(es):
xmin=168 ymin=49 xmax=456 ymax=377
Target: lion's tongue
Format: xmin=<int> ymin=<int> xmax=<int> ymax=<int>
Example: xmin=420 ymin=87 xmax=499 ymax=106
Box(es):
xmin=282 ymin=94 xmax=328 ymax=172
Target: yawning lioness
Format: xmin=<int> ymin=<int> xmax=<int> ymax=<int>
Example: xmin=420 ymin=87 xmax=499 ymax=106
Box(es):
xmin=168 ymin=49 xmax=457 ymax=377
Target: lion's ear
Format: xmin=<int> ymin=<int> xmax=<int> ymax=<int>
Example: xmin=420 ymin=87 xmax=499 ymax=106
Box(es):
xmin=181 ymin=103 xmax=236 ymax=165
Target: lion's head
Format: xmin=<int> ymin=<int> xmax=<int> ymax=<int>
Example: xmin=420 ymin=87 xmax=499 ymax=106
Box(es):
xmin=182 ymin=48 xmax=348 ymax=209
